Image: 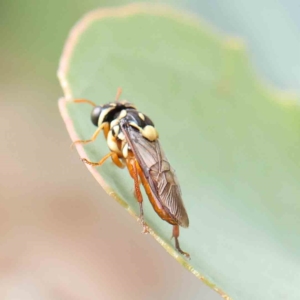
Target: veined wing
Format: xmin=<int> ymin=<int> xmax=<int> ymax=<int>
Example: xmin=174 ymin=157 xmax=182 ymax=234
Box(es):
xmin=121 ymin=123 xmax=189 ymax=228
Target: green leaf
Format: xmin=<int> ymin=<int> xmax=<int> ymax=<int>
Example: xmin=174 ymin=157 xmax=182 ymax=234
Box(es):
xmin=58 ymin=4 xmax=300 ymax=300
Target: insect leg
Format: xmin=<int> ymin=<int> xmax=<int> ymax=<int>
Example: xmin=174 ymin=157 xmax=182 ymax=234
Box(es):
xmin=172 ymin=225 xmax=190 ymax=259
xmin=110 ymin=153 xmax=125 ymax=168
xmin=82 ymin=152 xmax=125 ymax=168
xmin=71 ymin=123 xmax=108 ymax=148
xmin=126 ymin=157 xmax=149 ymax=233
xmin=103 ymin=123 xmax=110 ymax=139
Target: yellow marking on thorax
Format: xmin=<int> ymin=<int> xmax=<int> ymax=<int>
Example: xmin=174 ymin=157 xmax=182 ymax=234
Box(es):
xmin=129 ymin=122 xmax=140 ymax=130
xmin=107 ymin=131 xmax=122 ymax=155
xmin=110 ymin=119 xmax=119 ymax=128
xmin=118 ymin=109 xmax=127 ymax=120
xmin=142 ymin=125 xmax=158 ymax=141
xmin=138 ymin=113 xmax=145 ymax=121
xmin=129 ymin=122 xmax=158 ymax=141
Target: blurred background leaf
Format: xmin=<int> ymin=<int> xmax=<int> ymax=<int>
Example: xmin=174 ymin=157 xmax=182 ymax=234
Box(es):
xmin=1 ymin=1 xmax=300 ymax=299
xmin=181 ymin=0 xmax=300 ymax=92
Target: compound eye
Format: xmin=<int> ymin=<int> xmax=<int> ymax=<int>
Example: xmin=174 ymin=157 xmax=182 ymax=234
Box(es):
xmin=91 ymin=106 xmax=102 ymax=126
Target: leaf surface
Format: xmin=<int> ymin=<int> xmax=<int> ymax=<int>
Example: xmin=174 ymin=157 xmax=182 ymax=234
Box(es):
xmin=58 ymin=4 xmax=300 ymax=299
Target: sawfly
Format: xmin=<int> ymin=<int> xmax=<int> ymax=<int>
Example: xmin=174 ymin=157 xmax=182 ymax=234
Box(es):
xmin=71 ymin=88 xmax=190 ymax=258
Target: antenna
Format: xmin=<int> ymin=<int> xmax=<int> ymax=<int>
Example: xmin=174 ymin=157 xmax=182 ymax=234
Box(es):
xmin=73 ymin=99 xmax=96 ymax=106
xmin=115 ymin=87 xmax=123 ymax=102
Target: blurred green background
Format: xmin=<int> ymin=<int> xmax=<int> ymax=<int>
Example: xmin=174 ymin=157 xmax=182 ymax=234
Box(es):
xmin=1 ymin=0 xmax=299 ymax=299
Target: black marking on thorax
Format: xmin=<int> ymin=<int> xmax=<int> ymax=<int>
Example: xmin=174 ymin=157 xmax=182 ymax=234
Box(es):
xmin=102 ymin=102 xmax=136 ymax=123
xmin=121 ymin=109 xmax=155 ymax=129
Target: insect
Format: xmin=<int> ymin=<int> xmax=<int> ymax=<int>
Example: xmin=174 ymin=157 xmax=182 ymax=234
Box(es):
xmin=71 ymin=88 xmax=190 ymax=258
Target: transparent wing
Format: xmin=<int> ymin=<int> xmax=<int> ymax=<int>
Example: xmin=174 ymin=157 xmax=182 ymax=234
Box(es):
xmin=121 ymin=124 xmax=189 ymax=228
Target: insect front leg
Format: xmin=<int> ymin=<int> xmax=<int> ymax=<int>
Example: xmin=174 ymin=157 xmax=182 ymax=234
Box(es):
xmin=71 ymin=123 xmax=109 ymax=148
xmin=82 ymin=152 xmax=125 ymax=168
xmin=126 ymin=157 xmax=149 ymax=233
xmin=172 ymin=225 xmax=190 ymax=259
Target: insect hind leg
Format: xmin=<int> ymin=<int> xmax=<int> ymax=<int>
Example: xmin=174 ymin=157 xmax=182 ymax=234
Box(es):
xmin=126 ymin=157 xmax=149 ymax=233
xmin=172 ymin=225 xmax=190 ymax=259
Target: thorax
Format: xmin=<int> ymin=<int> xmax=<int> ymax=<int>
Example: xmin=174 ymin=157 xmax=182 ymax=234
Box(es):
xmin=104 ymin=106 xmax=158 ymax=159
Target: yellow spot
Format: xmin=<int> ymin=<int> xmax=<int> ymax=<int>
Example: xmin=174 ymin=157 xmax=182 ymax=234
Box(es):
xmin=142 ymin=125 xmax=158 ymax=141
xmin=138 ymin=112 xmax=145 ymax=121
xmin=113 ymin=125 xmax=120 ymax=136
xmin=118 ymin=132 xmax=125 ymax=140
xmin=129 ymin=122 xmax=141 ymax=130
xmin=110 ymin=119 xmax=119 ymax=128
xmin=118 ymin=109 xmax=127 ymax=119
xmin=107 ymin=131 xmax=121 ymax=154
xmin=122 ymin=143 xmax=129 ymax=158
